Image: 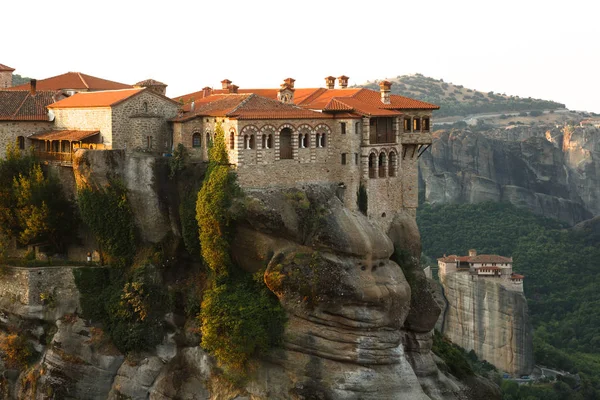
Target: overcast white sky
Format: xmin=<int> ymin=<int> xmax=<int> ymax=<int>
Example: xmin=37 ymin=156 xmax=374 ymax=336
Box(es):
xmin=4 ymin=0 xmax=598 ymax=111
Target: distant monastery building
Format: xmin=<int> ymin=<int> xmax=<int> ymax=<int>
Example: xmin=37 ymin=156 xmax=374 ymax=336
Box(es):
xmin=438 ymin=249 xmax=524 ymax=292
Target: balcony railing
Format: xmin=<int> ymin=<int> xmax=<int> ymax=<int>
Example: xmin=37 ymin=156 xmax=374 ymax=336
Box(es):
xmin=34 ymin=151 xmax=73 ymax=164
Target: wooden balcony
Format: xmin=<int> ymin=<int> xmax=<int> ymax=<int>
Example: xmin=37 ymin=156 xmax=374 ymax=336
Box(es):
xmin=34 ymin=151 xmax=73 ymax=166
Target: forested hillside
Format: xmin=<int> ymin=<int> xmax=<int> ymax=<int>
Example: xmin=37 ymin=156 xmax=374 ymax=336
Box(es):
xmin=11 ymin=74 xmax=30 ymax=86
xmin=418 ymin=203 xmax=600 ymax=399
xmin=359 ymin=74 xmax=566 ymax=117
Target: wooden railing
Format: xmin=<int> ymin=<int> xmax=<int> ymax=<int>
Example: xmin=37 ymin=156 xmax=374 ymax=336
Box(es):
xmin=34 ymin=151 xmax=73 ymax=163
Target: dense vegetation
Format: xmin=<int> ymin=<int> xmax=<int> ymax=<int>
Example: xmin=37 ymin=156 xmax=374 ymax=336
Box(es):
xmin=0 ymin=144 xmax=76 ymax=254
xmin=418 ymin=202 xmax=600 ymax=399
xmin=359 ymin=74 xmax=566 ymax=117
xmin=197 ymin=123 xmax=286 ymax=380
xmin=11 ymin=74 xmax=30 ymax=87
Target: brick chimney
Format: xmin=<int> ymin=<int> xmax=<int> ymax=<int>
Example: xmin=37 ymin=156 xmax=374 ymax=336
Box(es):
xmin=202 ymin=86 xmax=212 ymax=98
xmin=284 ymin=78 xmax=295 ymax=88
xmin=379 ymin=80 xmax=392 ymax=104
xmin=325 ymin=76 xmax=335 ymax=89
xmin=468 ymin=249 xmax=477 ymax=257
xmin=229 ymin=84 xmax=239 ymax=94
xmin=29 ymin=79 xmax=37 ymax=95
xmin=338 ymin=75 xmax=349 ymax=88
xmin=221 ymin=79 xmax=232 ymax=90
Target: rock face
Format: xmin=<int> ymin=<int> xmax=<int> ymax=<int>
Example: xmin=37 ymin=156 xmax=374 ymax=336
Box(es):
xmin=438 ymin=271 xmax=534 ymax=375
xmin=234 ymin=186 xmax=500 ymax=399
xmin=419 ymin=126 xmax=600 ymax=224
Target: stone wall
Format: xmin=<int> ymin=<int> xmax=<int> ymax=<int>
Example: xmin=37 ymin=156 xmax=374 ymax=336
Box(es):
xmin=439 ymin=270 xmax=534 ymax=375
xmin=52 ymin=107 xmax=112 ymax=146
xmin=0 ymin=121 xmax=53 ymax=158
xmin=0 ymin=71 xmax=11 ymax=89
xmin=112 ymin=90 xmax=179 ymax=152
xmin=0 ymin=266 xmax=81 ymax=321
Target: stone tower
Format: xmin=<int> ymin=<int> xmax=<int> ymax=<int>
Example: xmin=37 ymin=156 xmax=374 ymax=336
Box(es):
xmin=0 ymin=63 xmax=15 ymax=88
xmin=134 ymin=79 xmax=168 ymax=96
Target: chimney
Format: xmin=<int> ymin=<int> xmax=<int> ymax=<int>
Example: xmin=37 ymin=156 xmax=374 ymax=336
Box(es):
xmin=221 ymin=79 xmax=232 ymax=90
xmin=379 ymin=80 xmax=392 ymax=104
xmin=468 ymin=249 xmax=477 ymax=257
xmin=229 ymin=84 xmax=239 ymax=94
xmin=29 ymin=79 xmax=37 ymax=95
xmin=325 ymin=76 xmax=335 ymax=89
xmin=338 ymin=75 xmax=349 ymax=89
xmin=202 ymin=86 xmax=212 ymax=98
xmin=284 ymin=78 xmax=295 ymax=88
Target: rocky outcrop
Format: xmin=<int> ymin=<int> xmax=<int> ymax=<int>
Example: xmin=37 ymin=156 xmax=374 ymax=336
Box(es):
xmin=419 ymin=126 xmax=599 ymax=224
xmin=438 ymin=271 xmax=533 ymax=375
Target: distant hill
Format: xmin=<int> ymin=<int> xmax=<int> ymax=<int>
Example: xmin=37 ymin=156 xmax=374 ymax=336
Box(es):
xmin=12 ymin=74 xmax=31 ymax=87
xmin=358 ymin=74 xmax=566 ymax=117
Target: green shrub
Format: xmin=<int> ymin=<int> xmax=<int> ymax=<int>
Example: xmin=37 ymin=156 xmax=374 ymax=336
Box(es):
xmin=77 ymin=180 xmax=137 ymax=266
xmin=432 ymin=330 xmax=474 ymax=379
xmin=200 ymin=272 xmax=286 ymax=377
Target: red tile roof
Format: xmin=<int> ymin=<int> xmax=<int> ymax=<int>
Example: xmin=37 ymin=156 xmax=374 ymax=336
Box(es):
xmin=9 ymin=72 xmax=132 ymax=91
xmin=0 ymin=90 xmax=57 ymax=121
xmin=438 ymin=254 xmax=512 ymax=263
xmin=510 ymin=274 xmax=525 ymax=280
xmin=172 ymin=94 xmax=331 ymax=122
xmin=0 ymin=64 xmax=15 ymax=72
xmin=29 ymin=130 xmax=99 ymax=141
xmin=47 ymin=88 xmax=144 ymax=108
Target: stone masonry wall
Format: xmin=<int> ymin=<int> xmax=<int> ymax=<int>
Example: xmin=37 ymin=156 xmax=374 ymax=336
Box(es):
xmin=112 ymin=90 xmax=179 ymax=152
xmin=0 ymin=266 xmax=81 ymax=321
xmin=173 ymin=117 xmax=237 ymax=162
xmin=0 ymin=71 xmax=12 ymax=89
xmin=0 ymin=121 xmax=53 ymax=158
xmin=53 ymin=108 xmax=112 ymax=146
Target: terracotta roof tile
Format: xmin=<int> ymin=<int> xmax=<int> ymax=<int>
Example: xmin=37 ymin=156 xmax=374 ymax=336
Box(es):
xmin=0 ymin=64 xmax=15 ymax=72
xmin=0 ymin=90 xmax=56 ymax=121
xmin=29 ymin=130 xmax=99 ymax=141
xmin=228 ymin=95 xmax=331 ymax=120
xmin=47 ymin=88 xmax=144 ymax=108
xmin=438 ymin=254 xmax=512 ymax=263
xmin=9 ymin=72 xmax=132 ymax=91
xmin=352 ymin=89 xmax=439 ymax=110
xmin=510 ymin=274 xmax=525 ymax=279
xmin=171 ymin=94 xmax=252 ymax=122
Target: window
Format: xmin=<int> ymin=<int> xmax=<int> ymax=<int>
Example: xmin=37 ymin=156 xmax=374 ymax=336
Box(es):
xmin=206 ymin=132 xmax=211 ymax=146
xmin=143 ymin=101 xmax=148 ymax=113
xmin=355 ymin=153 xmax=359 ymax=165
xmin=355 ymin=122 xmax=361 ymax=134
xmin=249 ymin=134 xmax=255 ymax=149
xmin=341 ymin=153 xmax=347 ymax=165
xmin=423 ymin=117 xmax=430 ymax=131
xmin=316 ymin=133 xmax=321 ymax=147
xmin=262 ymin=134 xmax=267 ymax=149
xmin=319 ymin=133 xmax=326 ymax=147
xmin=413 ymin=118 xmax=421 ymax=132
xmin=147 ymin=136 xmax=153 ymax=149
xmin=267 ymin=134 xmax=273 ymax=149
xmin=280 ymin=128 xmax=293 ymax=159
xmin=378 ymin=153 xmax=386 ymax=178
xmin=341 ymin=122 xmax=347 ymax=134
xmin=369 ymin=153 xmax=377 ymax=178
xmin=17 ymin=136 xmax=25 ymax=150
xmin=229 ymin=132 xmax=235 ymax=149
xmin=192 ymin=132 xmax=201 ymax=148
xmin=303 ymin=134 xmax=309 ymax=148
xmin=244 ymin=135 xmax=250 ymax=149
xmin=404 ymin=118 xmax=411 ymax=132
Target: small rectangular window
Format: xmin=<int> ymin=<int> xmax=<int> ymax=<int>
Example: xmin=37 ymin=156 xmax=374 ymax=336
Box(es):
xmin=147 ymin=136 xmax=152 ymax=149
xmin=404 ymin=118 xmax=411 ymax=132
xmin=423 ymin=117 xmax=430 ymax=131
xmin=413 ymin=118 xmax=421 ymax=132
xmin=341 ymin=122 xmax=346 ymax=134
xmin=341 ymin=153 xmax=347 ymax=165
xmin=355 ymin=153 xmax=359 ymax=165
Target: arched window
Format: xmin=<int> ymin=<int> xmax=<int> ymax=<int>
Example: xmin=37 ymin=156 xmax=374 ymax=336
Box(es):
xmin=143 ymin=102 xmax=148 ymax=113
xmin=369 ymin=153 xmax=377 ymax=178
xmin=304 ymin=134 xmax=309 ymax=148
xmin=206 ymin=132 xmax=211 ymax=147
xmin=388 ymin=152 xmax=397 ymax=177
xmin=229 ymin=132 xmax=235 ymax=149
xmin=319 ymin=133 xmax=326 ymax=148
xmin=261 ymin=135 xmax=267 ymax=149
xmin=378 ymin=152 xmax=386 ymax=178
xmin=298 ymin=134 xmax=304 ymax=148
xmin=280 ymin=128 xmax=293 ymax=159
xmin=249 ymin=134 xmax=255 ymax=149
xmin=244 ymin=135 xmax=250 ymax=149
xmin=17 ymin=136 xmax=25 ymax=150
xmin=192 ymin=132 xmax=201 ymax=148
xmin=267 ymin=134 xmax=273 ymax=149
xmin=315 ymin=133 xmax=321 ymax=148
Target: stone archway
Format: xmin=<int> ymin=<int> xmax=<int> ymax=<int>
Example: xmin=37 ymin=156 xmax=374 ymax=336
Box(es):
xmin=280 ymin=128 xmax=293 ymax=159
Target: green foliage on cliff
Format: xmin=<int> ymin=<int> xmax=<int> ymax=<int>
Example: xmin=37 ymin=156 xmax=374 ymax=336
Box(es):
xmin=196 ymin=123 xmax=238 ymax=278
xmin=77 ymin=180 xmax=137 ymax=266
xmin=0 ymin=144 xmax=76 ymax=252
xmin=432 ymin=330 xmax=475 ymax=379
xmin=196 ymin=123 xmax=285 ymax=378
xmin=200 ymin=271 xmax=286 ymax=378
xmin=359 ymin=74 xmax=566 ymax=117
xmin=418 ymin=202 xmax=600 ymax=396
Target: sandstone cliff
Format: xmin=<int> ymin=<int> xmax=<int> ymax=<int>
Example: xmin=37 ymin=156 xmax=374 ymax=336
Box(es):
xmin=438 ymin=271 xmax=533 ymax=376
xmin=419 ymin=125 xmax=600 ymax=224
xmin=0 ymin=152 xmax=501 ymax=399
